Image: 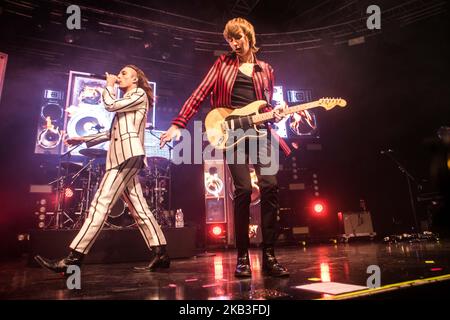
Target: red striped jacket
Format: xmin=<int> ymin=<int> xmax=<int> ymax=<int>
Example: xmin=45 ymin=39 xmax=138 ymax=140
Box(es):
xmin=172 ymin=52 xmax=291 ymax=156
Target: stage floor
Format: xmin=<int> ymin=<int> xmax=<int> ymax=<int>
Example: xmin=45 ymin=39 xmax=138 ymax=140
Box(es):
xmin=1 ymin=241 xmax=450 ymax=300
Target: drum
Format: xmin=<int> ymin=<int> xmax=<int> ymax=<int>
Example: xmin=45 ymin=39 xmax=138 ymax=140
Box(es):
xmin=104 ymin=199 xmax=137 ymax=228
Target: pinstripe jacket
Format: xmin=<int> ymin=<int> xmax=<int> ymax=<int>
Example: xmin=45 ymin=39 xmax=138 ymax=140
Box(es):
xmin=172 ymin=52 xmax=290 ymax=156
xmin=84 ymin=86 xmax=148 ymax=170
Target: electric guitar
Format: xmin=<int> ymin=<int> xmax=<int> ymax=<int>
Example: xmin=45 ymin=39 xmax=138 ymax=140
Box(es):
xmin=205 ymin=97 xmax=347 ymax=150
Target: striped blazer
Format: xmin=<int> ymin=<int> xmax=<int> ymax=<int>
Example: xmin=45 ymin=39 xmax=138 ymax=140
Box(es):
xmin=172 ymin=52 xmax=290 ymax=155
xmin=85 ymin=86 xmax=148 ymax=170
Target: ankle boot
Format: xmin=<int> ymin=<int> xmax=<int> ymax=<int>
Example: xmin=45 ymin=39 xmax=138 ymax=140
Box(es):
xmin=234 ymin=250 xmax=252 ymax=278
xmin=134 ymin=245 xmax=170 ymax=272
xmin=34 ymin=250 xmax=84 ymax=275
xmin=262 ymin=247 xmax=289 ymax=277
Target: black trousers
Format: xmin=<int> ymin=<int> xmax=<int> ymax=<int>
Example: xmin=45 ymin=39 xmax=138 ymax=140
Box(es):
xmin=226 ymin=135 xmax=279 ymax=253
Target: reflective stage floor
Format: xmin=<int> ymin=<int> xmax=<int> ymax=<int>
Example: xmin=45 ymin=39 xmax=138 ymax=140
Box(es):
xmin=1 ymin=241 xmax=450 ymax=300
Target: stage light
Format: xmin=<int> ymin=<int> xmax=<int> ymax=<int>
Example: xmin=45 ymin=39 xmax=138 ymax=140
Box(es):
xmin=65 ymin=187 xmax=74 ymax=198
xmin=212 ymin=225 xmax=223 ymax=237
xmin=312 ymin=201 xmax=326 ymax=215
xmin=314 ymin=204 xmax=324 ymax=213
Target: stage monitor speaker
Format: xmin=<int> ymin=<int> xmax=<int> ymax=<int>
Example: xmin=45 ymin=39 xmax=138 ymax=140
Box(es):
xmin=34 ymin=89 xmax=65 ymax=155
xmin=0 ymin=52 xmax=7 ymax=103
xmin=204 ymin=159 xmax=227 ymax=224
xmin=339 ymin=211 xmax=376 ymax=239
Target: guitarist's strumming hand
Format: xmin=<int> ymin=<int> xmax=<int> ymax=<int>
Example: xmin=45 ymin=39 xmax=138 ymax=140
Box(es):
xmin=160 ymin=124 xmax=181 ymax=148
xmin=273 ymin=101 xmax=288 ymax=123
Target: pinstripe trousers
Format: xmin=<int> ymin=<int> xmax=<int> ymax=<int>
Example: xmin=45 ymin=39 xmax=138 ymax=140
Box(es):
xmin=70 ymin=156 xmax=167 ymax=254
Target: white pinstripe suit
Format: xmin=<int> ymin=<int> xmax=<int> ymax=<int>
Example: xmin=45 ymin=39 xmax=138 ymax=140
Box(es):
xmin=70 ymin=86 xmax=167 ymax=254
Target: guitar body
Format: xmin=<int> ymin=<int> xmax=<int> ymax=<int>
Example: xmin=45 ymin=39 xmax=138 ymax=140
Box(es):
xmin=204 ymin=97 xmax=347 ymax=150
xmin=205 ymin=100 xmax=268 ymax=150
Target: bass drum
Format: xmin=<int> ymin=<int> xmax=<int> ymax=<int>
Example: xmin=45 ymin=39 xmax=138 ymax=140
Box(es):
xmin=104 ymin=199 xmax=137 ymax=229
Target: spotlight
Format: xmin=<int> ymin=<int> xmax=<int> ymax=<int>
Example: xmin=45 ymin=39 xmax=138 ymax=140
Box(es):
xmin=144 ymin=41 xmax=152 ymax=49
xmin=161 ymin=51 xmax=171 ymax=60
xmin=312 ymin=201 xmax=326 ymax=215
xmin=65 ymin=188 xmax=74 ymax=198
xmin=212 ymin=225 xmax=223 ymax=237
xmin=314 ymin=204 xmax=324 ymax=213
xmin=64 ymin=33 xmax=78 ymax=44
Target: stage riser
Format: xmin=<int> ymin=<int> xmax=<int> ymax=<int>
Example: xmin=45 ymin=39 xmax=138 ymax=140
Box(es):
xmin=28 ymin=227 xmax=196 ymax=265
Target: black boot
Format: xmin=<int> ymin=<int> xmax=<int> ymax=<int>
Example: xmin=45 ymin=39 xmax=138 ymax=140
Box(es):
xmin=234 ymin=250 xmax=252 ymax=278
xmin=262 ymin=247 xmax=289 ymax=277
xmin=134 ymin=245 xmax=170 ymax=272
xmin=34 ymin=250 xmax=84 ymax=275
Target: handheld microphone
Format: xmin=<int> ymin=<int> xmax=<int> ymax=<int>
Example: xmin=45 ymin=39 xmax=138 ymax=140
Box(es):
xmin=88 ymin=73 xmax=118 ymax=83
xmin=87 ymin=73 xmax=107 ymax=79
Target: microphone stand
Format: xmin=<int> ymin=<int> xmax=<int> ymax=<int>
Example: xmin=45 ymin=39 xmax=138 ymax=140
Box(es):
xmin=382 ymin=150 xmax=421 ymax=232
xmin=148 ymin=126 xmax=174 ymax=224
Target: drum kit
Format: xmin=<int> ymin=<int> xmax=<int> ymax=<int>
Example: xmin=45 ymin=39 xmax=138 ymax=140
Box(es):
xmin=49 ymin=148 xmax=173 ymax=230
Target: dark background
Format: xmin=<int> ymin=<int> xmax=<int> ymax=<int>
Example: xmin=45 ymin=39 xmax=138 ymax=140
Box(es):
xmin=0 ymin=0 xmax=448 ymax=258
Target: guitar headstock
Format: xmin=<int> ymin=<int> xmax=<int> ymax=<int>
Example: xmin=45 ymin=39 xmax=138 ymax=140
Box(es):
xmin=318 ymin=97 xmax=347 ymax=110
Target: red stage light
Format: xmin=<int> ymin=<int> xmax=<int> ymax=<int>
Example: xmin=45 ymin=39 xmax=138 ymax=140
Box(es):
xmin=212 ymin=226 xmax=223 ymax=236
xmin=65 ymin=188 xmax=74 ymax=198
xmin=312 ymin=201 xmax=326 ymax=215
xmin=314 ymin=203 xmax=324 ymax=213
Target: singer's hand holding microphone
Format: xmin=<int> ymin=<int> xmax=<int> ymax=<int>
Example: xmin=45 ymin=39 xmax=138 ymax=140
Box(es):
xmin=105 ymin=72 xmax=118 ymax=87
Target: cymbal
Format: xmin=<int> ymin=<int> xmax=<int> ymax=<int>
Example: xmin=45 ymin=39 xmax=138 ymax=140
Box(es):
xmin=79 ymin=148 xmax=107 ymax=158
xmin=61 ymin=161 xmax=83 ymax=172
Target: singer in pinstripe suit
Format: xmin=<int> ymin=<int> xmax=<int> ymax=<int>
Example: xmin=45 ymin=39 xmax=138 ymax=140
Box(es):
xmin=35 ymin=65 xmax=169 ymax=274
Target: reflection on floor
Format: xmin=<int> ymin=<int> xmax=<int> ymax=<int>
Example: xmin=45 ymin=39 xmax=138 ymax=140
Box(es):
xmin=1 ymin=241 xmax=450 ymax=299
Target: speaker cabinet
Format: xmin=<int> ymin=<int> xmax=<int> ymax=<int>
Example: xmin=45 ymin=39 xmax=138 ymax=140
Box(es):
xmin=34 ymin=90 xmax=65 ymax=155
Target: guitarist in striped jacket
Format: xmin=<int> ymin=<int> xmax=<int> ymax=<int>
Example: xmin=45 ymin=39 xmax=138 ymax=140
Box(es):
xmin=161 ymin=18 xmax=289 ymax=277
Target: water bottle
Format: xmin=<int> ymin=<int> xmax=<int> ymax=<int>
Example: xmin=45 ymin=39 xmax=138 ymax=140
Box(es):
xmin=175 ymin=209 xmax=184 ymax=228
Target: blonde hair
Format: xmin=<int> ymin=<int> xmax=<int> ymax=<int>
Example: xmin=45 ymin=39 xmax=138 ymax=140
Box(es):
xmin=223 ymin=18 xmax=259 ymax=53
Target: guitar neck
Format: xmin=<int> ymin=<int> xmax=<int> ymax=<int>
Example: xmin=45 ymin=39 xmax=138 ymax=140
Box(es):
xmin=251 ymin=101 xmax=320 ymax=124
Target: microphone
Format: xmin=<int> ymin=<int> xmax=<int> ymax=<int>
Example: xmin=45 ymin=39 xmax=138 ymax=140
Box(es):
xmin=88 ymin=73 xmax=118 ymax=83
xmin=146 ymin=123 xmax=154 ymax=130
xmin=88 ymin=73 xmax=107 ymax=79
